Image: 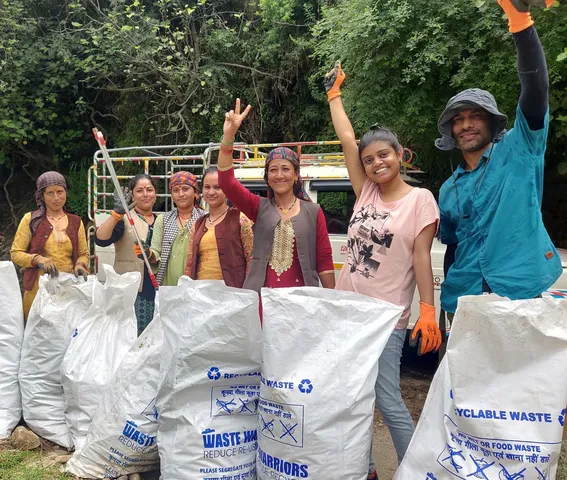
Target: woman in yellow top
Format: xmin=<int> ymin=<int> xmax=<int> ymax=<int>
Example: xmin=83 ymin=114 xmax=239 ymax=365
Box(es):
xmin=185 ymin=166 xmax=253 ymax=287
xmin=10 ymin=172 xmax=89 ymax=318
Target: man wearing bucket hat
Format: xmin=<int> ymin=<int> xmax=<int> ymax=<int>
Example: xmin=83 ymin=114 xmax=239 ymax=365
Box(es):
xmin=436 ymin=0 xmax=561 ymax=323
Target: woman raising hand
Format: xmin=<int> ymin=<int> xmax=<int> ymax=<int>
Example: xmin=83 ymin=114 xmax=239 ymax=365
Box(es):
xmin=326 ymin=61 xmax=441 ymax=479
xmin=217 ymin=99 xmax=335 ymax=292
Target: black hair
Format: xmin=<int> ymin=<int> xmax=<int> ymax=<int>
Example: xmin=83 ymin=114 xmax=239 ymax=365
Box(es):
xmin=358 ymin=127 xmax=403 ymax=160
xmin=128 ymin=173 xmax=156 ymax=191
xmin=201 ymin=166 xmax=219 ymax=190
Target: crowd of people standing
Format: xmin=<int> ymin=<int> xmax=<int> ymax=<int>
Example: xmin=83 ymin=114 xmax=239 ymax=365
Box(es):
xmin=8 ymin=0 xmax=561 ymax=477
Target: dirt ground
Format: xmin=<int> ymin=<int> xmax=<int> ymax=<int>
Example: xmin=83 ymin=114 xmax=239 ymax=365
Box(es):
xmin=0 ymin=436 xmax=161 ymax=480
xmin=371 ymin=370 xmax=432 ymax=480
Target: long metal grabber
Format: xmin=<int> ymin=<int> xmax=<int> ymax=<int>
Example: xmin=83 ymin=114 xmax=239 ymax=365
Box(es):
xmin=92 ymin=128 xmax=159 ymax=289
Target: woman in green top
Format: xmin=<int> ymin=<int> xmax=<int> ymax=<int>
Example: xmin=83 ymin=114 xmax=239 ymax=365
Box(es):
xmin=137 ymin=171 xmax=205 ymax=286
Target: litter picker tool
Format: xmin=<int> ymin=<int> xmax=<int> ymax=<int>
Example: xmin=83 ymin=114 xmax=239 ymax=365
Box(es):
xmin=92 ymin=128 xmax=159 ymax=289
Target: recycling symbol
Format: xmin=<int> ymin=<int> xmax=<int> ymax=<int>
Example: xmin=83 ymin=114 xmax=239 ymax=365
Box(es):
xmin=207 ymin=367 xmax=221 ymax=381
xmin=559 ymin=408 xmax=565 ymax=427
xmin=141 ymin=398 xmax=159 ymax=424
xmin=298 ymin=379 xmax=313 ymax=394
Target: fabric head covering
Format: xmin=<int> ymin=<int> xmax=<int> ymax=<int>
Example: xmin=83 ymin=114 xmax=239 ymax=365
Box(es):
xmin=435 ymin=88 xmax=508 ymax=151
xmin=169 ymin=171 xmax=199 ymax=191
xmin=30 ymin=171 xmax=67 ymax=234
xmin=263 ymin=147 xmax=311 ymax=202
xmin=169 ymin=171 xmax=200 ymax=207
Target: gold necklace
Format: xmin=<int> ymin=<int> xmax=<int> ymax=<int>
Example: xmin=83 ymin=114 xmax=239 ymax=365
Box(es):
xmin=274 ymin=196 xmax=297 ymax=214
xmin=47 ymin=213 xmax=66 ymax=222
xmin=207 ymin=208 xmax=229 ymax=225
xmin=47 ymin=214 xmax=68 ymax=244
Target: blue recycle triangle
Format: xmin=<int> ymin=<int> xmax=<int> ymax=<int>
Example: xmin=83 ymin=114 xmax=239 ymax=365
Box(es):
xmin=141 ymin=397 xmax=159 ymax=423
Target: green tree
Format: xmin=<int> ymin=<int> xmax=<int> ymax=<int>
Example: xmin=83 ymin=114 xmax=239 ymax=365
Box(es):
xmin=313 ymin=0 xmax=567 ymax=189
xmin=60 ymin=0 xmax=326 ymax=147
xmin=0 ymin=1 xmax=90 ymax=170
xmin=1 ymin=0 xmax=566 ymax=244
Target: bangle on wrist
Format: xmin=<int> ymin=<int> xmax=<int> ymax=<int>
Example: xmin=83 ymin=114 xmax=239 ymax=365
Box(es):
xmin=221 ymin=138 xmax=234 ymax=147
xmin=110 ymin=210 xmax=123 ymax=221
xmin=220 ymin=144 xmax=234 ymax=155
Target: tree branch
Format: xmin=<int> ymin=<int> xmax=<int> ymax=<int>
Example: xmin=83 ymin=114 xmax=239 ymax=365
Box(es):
xmin=18 ymin=146 xmax=53 ymax=168
xmin=216 ymin=62 xmax=292 ymax=83
xmin=21 ymin=158 xmax=35 ymax=182
xmin=2 ymin=168 xmax=18 ymax=227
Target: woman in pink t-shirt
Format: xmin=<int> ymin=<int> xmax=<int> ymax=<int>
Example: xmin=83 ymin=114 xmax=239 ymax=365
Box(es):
xmin=325 ymin=62 xmax=442 ymax=479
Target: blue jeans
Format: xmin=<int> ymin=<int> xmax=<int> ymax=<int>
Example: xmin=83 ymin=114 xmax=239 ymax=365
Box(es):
xmin=368 ymin=328 xmax=415 ymax=474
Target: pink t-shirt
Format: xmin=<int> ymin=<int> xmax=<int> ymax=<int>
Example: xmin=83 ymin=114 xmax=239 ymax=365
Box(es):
xmin=336 ymin=179 xmax=440 ymax=329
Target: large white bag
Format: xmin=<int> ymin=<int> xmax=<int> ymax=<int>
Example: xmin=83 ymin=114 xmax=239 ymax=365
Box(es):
xmin=258 ymin=287 xmax=403 ymax=480
xmin=19 ymin=274 xmax=95 ymax=448
xmin=394 ymin=295 xmax=567 ymax=480
xmin=66 ymin=306 xmax=162 ymax=479
xmin=156 ymin=280 xmax=262 ymax=480
xmin=61 ymin=265 xmax=139 ymax=451
xmin=0 ymin=261 xmax=24 ymax=438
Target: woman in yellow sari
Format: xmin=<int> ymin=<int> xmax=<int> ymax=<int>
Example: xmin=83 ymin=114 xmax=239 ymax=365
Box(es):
xmin=10 ymin=172 xmax=89 ymax=318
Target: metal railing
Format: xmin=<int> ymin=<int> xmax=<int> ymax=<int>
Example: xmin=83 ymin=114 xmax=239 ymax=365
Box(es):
xmin=89 ymin=140 xmax=424 ymax=220
xmin=203 ymin=140 xmax=424 ymax=171
xmin=89 ymin=143 xmax=213 ymax=221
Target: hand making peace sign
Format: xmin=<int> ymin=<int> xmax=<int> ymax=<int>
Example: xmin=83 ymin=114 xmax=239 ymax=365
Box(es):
xmin=223 ymin=98 xmax=252 ymax=140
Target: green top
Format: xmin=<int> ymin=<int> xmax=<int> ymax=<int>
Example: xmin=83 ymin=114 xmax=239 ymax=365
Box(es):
xmin=150 ymin=214 xmax=191 ymax=287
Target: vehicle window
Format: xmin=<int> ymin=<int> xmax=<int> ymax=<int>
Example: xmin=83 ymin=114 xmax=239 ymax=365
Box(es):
xmin=240 ymin=183 xmax=268 ymax=198
xmin=318 ymin=190 xmax=356 ymax=234
xmin=247 ymin=188 xmax=268 ymax=198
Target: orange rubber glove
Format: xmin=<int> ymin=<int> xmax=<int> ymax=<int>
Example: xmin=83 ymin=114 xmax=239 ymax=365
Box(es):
xmin=498 ymin=0 xmax=533 ymax=33
xmin=324 ymin=61 xmax=346 ymax=102
xmin=134 ymin=241 xmax=157 ymax=264
xmin=410 ymin=302 xmax=442 ymax=356
xmin=498 ymin=0 xmax=553 ymax=33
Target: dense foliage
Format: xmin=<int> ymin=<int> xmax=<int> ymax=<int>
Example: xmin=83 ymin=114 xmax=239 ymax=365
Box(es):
xmin=0 ymin=0 xmax=566 ymax=245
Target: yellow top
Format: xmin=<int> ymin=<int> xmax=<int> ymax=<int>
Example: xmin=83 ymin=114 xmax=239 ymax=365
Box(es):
xmin=10 ymin=212 xmax=89 ymax=317
xmin=188 ymin=212 xmax=254 ymax=281
xmin=196 ymin=225 xmax=224 ymax=280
